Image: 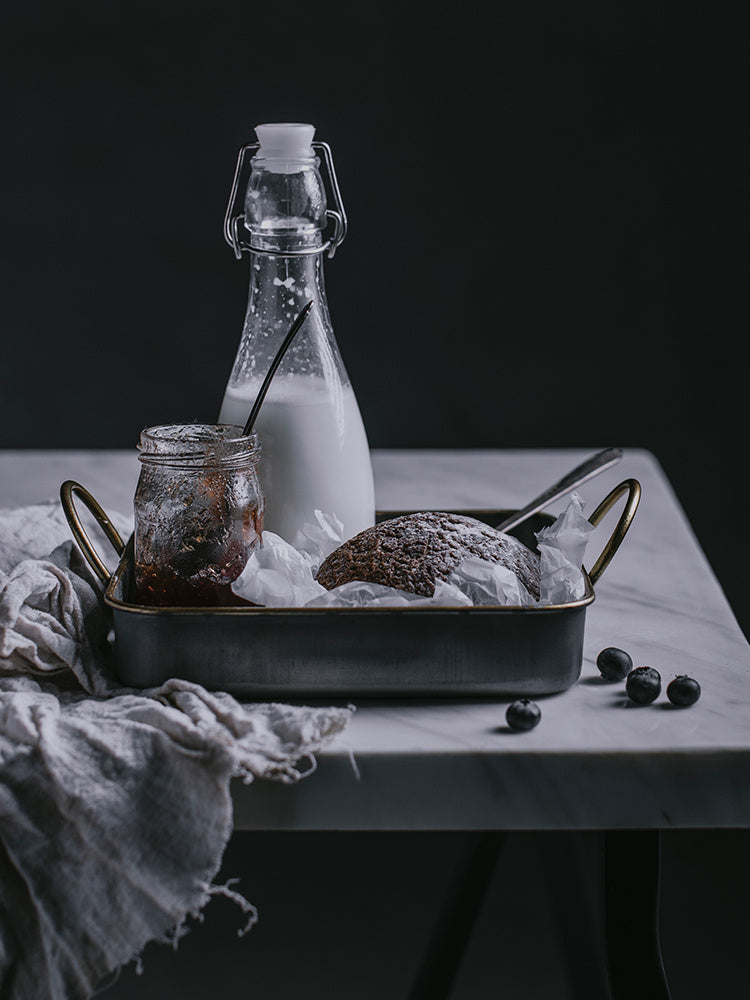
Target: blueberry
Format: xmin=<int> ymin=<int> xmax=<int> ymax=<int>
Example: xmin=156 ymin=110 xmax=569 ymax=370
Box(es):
xmin=596 ymin=646 xmax=633 ymax=681
xmin=506 ymin=699 xmax=541 ymax=731
xmin=625 ymin=666 xmax=662 ymax=705
xmin=667 ymin=675 xmax=701 ymax=707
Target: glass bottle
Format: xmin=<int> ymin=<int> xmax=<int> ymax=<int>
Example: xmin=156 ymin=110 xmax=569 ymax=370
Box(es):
xmin=218 ymin=122 xmax=375 ymax=544
xmin=134 ymin=423 xmax=263 ymax=607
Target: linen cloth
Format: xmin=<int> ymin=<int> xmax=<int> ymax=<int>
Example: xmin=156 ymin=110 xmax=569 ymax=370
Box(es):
xmin=0 ymin=502 xmax=352 ymax=999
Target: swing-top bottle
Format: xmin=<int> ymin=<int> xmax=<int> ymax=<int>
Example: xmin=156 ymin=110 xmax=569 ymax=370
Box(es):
xmin=219 ymin=123 xmax=375 ymax=544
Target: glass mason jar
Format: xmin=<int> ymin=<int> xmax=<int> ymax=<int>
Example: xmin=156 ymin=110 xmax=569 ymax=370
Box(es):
xmin=134 ymin=424 xmax=263 ymax=607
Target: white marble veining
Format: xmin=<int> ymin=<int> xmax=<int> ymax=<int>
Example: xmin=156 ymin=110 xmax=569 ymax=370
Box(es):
xmin=2 ymin=448 xmax=749 ymax=830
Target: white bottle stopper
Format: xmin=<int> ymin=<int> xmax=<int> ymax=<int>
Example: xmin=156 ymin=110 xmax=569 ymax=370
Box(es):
xmin=254 ymin=122 xmax=315 ymax=159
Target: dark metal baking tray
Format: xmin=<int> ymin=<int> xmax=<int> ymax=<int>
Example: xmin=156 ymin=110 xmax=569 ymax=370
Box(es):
xmin=60 ymin=480 xmax=640 ymax=698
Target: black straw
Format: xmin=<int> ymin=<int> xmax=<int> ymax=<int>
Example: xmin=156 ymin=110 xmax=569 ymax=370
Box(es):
xmin=242 ymin=300 xmax=314 ymax=437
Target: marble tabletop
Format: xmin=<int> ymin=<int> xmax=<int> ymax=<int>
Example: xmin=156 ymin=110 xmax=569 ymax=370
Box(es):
xmin=2 ymin=447 xmax=749 ymax=830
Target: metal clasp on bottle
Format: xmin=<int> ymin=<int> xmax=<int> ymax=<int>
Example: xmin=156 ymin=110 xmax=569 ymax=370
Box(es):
xmin=223 ymin=141 xmax=348 ymax=261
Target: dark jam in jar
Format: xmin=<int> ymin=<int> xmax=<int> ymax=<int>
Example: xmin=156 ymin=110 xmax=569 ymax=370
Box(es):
xmin=134 ymin=424 xmax=264 ymax=608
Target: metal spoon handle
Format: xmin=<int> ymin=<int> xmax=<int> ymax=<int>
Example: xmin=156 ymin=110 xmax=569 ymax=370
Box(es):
xmin=495 ymin=447 xmax=623 ymax=533
xmin=242 ymin=301 xmax=313 ymax=437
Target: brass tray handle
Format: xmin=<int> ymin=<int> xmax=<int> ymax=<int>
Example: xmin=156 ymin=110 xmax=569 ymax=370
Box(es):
xmin=60 ymin=481 xmax=125 ymax=588
xmin=58 ymin=476 xmax=639 ymax=596
xmin=586 ymin=478 xmax=641 ymax=586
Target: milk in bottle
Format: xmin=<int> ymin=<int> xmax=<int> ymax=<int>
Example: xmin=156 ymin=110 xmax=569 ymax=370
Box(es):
xmin=219 ymin=123 xmax=375 ymax=543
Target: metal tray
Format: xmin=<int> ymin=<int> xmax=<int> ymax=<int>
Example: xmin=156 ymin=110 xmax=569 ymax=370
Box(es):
xmin=61 ymin=479 xmax=640 ymax=698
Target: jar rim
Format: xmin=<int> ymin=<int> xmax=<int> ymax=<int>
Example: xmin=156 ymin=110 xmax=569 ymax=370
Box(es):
xmin=138 ymin=423 xmax=260 ymax=468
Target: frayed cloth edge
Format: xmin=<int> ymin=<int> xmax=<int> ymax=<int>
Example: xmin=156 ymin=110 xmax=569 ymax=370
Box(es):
xmin=94 ymin=876 xmax=258 ymax=990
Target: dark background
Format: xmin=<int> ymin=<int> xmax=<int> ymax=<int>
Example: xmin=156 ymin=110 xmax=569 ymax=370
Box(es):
xmin=1 ymin=1 xmax=745 ymax=634
xmin=2 ymin=3 xmax=748 ymax=997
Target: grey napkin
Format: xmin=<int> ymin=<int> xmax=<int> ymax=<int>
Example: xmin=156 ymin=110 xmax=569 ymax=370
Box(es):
xmin=0 ymin=502 xmax=352 ymax=999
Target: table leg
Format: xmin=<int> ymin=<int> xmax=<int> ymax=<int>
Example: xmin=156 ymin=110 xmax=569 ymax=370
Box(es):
xmin=603 ymin=830 xmax=672 ymax=1000
xmin=536 ymin=831 xmax=611 ymax=997
xmin=407 ymin=832 xmax=506 ymax=1000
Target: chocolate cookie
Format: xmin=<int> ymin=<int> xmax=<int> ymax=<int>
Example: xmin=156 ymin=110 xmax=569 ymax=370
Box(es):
xmin=315 ymin=512 xmax=540 ymax=599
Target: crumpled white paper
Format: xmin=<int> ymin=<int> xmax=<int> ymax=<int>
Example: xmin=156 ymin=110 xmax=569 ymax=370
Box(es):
xmin=445 ymin=556 xmax=537 ymax=606
xmin=305 ymin=578 xmax=473 ymax=609
xmin=232 ymin=495 xmax=595 ymax=609
xmin=231 ymin=510 xmax=343 ymax=608
xmin=290 ymin=509 xmax=345 ymax=562
xmin=535 ymin=492 xmax=597 ymax=604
